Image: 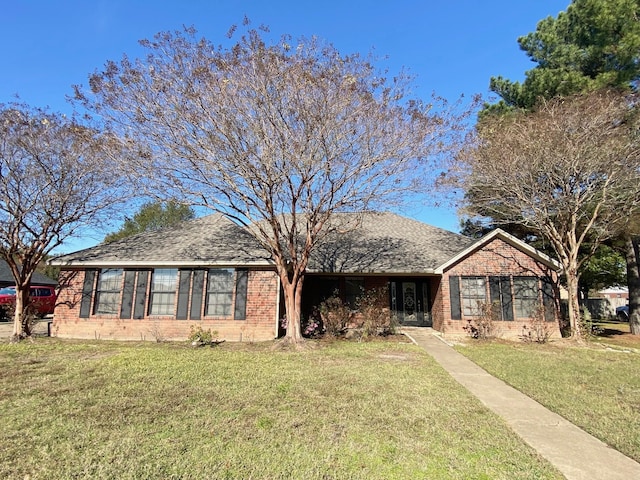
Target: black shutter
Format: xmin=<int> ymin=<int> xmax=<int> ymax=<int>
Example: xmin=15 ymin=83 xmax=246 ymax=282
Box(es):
xmin=488 ymin=276 xmax=503 ymax=320
xmin=449 ymin=276 xmax=462 ymax=320
xmin=133 ymin=270 xmax=149 ymax=319
xmin=119 ymin=270 xmax=136 ymax=319
xmin=234 ymin=269 xmax=248 ymax=320
xmin=79 ymin=269 xmax=96 ymax=318
xmin=542 ymin=277 xmax=556 ymax=322
xmin=176 ymin=269 xmax=192 ymax=320
xmin=500 ymin=276 xmax=513 ymax=321
xmin=190 ymin=269 xmax=205 ymax=320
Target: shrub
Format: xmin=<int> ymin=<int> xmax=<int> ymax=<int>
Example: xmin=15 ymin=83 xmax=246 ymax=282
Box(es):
xmin=188 ymin=325 xmax=219 ymax=347
xmin=318 ymin=293 xmax=353 ymax=337
xmin=520 ymin=305 xmax=552 ymax=344
xmin=356 ymin=287 xmax=397 ymax=338
xmin=463 ymin=301 xmax=501 ymax=340
xmin=302 ymin=313 xmax=321 ymax=337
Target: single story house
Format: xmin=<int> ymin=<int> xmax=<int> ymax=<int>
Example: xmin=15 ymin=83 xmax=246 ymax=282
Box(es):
xmin=50 ymin=212 xmax=561 ymax=341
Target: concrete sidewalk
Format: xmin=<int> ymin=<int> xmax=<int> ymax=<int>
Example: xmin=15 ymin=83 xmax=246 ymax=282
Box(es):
xmin=402 ymin=327 xmax=640 ymax=480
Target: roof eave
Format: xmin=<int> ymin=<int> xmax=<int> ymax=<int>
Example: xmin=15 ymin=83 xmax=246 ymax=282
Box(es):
xmin=50 ymin=259 xmax=275 ymax=268
xmin=434 ymin=228 xmax=562 ymax=274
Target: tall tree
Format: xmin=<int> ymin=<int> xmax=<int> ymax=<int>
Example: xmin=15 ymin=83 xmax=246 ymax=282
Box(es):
xmin=0 ymin=103 xmax=129 ymax=340
xmin=104 ymin=200 xmax=195 ymax=243
xmin=486 ymin=0 xmax=640 ymax=114
xmin=460 ymin=91 xmax=640 ymax=338
xmin=479 ymin=0 xmax=640 ymax=335
xmin=74 ymin=25 xmax=466 ymax=343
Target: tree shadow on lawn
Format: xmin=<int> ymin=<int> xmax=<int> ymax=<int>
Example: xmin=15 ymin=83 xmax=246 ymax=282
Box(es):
xmin=591 ymin=320 xmax=640 ymax=349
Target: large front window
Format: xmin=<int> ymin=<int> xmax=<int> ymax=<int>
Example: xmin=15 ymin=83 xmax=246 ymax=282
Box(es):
xmin=206 ymin=269 xmax=234 ymax=316
xmin=95 ymin=269 xmax=123 ymax=315
xmin=149 ymin=268 xmax=178 ymax=315
xmin=461 ymin=277 xmax=486 ymax=316
xmin=514 ymin=277 xmax=539 ymax=318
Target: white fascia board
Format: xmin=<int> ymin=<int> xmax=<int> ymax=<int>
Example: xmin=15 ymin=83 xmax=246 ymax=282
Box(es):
xmin=49 ymin=259 xmax=275 ymax=268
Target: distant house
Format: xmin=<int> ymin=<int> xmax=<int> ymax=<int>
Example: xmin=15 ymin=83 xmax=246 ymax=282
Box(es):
xmin=0 ymin=260 xmax=57 ymax=288
xmin=598 ymin=286 xmax=628 ymax=300
xmin=50 ymin=212 xmax=561 ymax=341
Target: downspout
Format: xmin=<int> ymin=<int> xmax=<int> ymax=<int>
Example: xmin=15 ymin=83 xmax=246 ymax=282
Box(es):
xmin=274 ymin=273 xmax=281 ymax=339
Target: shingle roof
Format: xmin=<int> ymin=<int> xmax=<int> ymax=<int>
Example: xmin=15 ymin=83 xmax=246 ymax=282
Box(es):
xmin=51 ymin=214 xmax=273 ymax=267
xmin=308 ymin=212 xmax=475 ymax=273
xmin=51 ymin=211 xmax=478 ymax=273
xmin=0 ymin=260 xmax=57 ymax=286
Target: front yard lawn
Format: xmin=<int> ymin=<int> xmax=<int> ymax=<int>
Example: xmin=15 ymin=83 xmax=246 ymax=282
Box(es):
xmin=456 ymin=339 xmax=640 ymax=463
xmin=0 ymin=338 xmax=562 ymax=479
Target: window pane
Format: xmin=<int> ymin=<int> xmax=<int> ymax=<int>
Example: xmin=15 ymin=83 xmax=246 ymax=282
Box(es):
xmin=150 ymin=268 xmax=177 ymax=315
xmin=345 ymin=277 xmax=364 ymax=309
xmin=461 ymin=277 xmax=486 ymax=316
xmin=206 ymin=269 xmax=233 ymax=317
xmin=514 ymin=277 xmax=539 ymax=318
xmin=95 ymin=269 xmax=122 ymax=315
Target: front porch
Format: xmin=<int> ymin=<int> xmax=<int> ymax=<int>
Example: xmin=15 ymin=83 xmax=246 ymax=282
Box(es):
xmin=301 ymin=274 xmax=440 ymax=328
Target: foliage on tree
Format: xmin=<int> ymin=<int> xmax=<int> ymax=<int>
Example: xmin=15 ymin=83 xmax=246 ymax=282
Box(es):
xmin=578 ymin=246 xmax=627 ymax=298
xmin=74 ymin=24 xmax=467 ymax=343
xmin=485 ymin=0 xmax=640 ymax=114
xmin=459 ymin=90 xmax=640 ymax=338
xmin=477 ymin=0 xmax=640 ymax=336
xmin=104 ymin=200 xmax=195 ymax=243
xmin=0 ymin=103 xmax=129 ymax=340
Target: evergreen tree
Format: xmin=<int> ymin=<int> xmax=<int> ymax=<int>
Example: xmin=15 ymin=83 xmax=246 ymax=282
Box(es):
xmin=104 ymin=200 xmax=195 ymax=243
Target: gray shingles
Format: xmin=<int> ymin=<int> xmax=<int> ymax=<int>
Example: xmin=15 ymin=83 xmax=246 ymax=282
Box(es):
xmin=52 ymin=214 xmax=273 ymax=266
xmin=0 ymin=260 xmax=57 ymax=286
xmin=309 ymin=212 xmax=474 ymax=273
xmin=52 ymin=211 xmax=474 ymax=273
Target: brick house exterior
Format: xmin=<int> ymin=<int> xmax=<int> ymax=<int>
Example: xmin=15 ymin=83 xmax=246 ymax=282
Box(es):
xmin=51 ymin=212 xmax=561 ymax=342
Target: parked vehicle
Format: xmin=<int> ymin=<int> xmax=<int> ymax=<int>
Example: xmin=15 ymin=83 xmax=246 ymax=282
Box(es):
xmin=616 ymin=304 xmax=629 ymax=321
xmin=0 ymin=285 xmax=57 ymax=319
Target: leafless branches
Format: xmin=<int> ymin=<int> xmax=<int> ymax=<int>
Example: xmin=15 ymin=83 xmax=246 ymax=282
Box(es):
xmin=457 ymin=90 xmax=640 ymax=337
xmin=0 ymin=103 xmax=130 ymax=339
xmin=75 ymin=25 xmax=469 ymax=340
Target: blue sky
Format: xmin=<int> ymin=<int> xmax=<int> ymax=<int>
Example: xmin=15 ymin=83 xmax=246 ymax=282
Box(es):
xmin=2 ymin=0 xmax=570 ymax=251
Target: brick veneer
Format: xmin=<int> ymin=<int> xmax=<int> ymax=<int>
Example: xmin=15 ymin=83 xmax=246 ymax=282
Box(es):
xmin=436 ymin=238 xmax=561 ymax=339
xmin=52 ymin=268 xmax=280 ymax=342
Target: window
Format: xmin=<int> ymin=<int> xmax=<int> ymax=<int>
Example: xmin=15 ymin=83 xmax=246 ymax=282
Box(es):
xmin=461 ymin=277 xmax=487 ymax=316
xmin=206 ymin=269 xmax=234 ymax=317
xmin=345 ymin=277 xmax=364 ymax=309
xmin=95 ymin=269 xmax=123 ymax=315
xmin=149 ymin=269 xmax=178 ymax=315
xmin=514 ymin=277 xmax=539 ymax=318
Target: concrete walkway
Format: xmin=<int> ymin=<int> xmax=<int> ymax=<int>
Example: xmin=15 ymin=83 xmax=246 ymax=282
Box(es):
xmin=402 ymin=327 xmax=640 ymax=480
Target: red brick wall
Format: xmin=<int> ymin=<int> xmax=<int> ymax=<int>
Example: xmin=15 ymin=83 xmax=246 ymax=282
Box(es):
xmin=52 ymin=268 xmax=279 ymax=342
xmin=435 ymin=238 xmax=561 ymax=339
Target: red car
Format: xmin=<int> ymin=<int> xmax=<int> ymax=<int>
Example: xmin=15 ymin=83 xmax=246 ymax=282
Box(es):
xmin=0 ymin=285 xmax=57 ymax=318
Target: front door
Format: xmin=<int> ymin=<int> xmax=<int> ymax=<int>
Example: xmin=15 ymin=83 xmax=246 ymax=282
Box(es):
xmin=392 ymin=280 xmax=432 ymax=326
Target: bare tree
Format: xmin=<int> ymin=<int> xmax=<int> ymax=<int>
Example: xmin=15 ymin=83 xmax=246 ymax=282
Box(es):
xmin=0 ymin=103 xmax=130 ymax=341
xmin=74 ymin=25 xmax=468 ymax=343
xmin=457 ymin=90 xmax=640 ymax=339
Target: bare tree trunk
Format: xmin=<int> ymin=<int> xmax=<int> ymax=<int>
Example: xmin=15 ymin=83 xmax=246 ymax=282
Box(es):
xmin=10 ymin=285 xmax=29 ymax=342
xmin=624 ymin=235 xmax=640 ymax=335
xmin=565 ymin=263 xmax=583 ymax=339
xmin=281 ymin=277 xmax=304 ymax=343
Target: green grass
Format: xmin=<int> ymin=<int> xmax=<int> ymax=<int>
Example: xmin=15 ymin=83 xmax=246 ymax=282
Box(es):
xmin=0 ymin=338 xmax=562 ymax=479
xmin=456 ymin=340 xmax=640 ymax=463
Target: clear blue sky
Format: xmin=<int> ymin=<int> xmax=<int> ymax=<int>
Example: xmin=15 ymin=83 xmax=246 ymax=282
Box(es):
xmin=2 ymin=0 xmax=570 ymax=251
